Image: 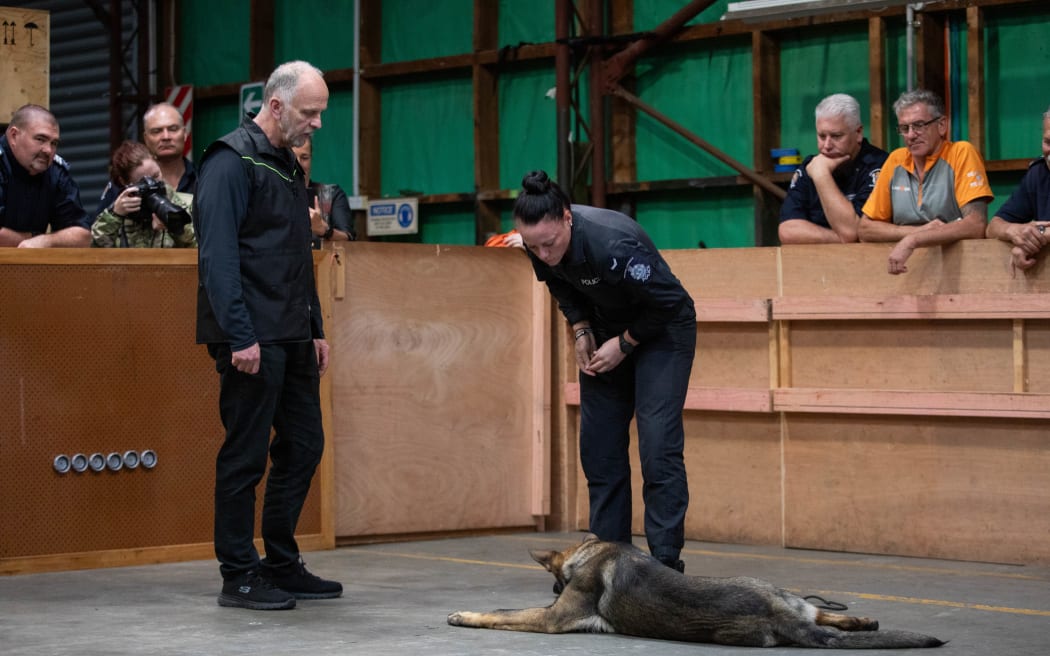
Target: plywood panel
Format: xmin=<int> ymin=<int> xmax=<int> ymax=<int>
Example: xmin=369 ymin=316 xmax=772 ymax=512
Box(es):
xmin=1024 ymin=321 xmax=1050 ymax=393
xmin=572 ymin=412 xmax=783 ymax=546
xmin=787 ymin=320 xmax=1013 ymax=391
xmin=331 ymin=243 xmax=541 ymax=538
xmin=695 ymin=323 xmax=771 ymax=387
xmin=780 ymin=240 xmax=1050 ymax=297
xmin=0 ymin=7 xmax=49 ymax=119
xmin=783 ymin=415 xmax=1050 ymax=565
xmin=662 ymin=247 xmax=780 ymax=300
xmin=0 ymin=257 xmax=323 ymax=570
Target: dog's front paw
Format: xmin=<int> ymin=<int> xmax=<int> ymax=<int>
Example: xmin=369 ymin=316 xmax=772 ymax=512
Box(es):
xmin=447 ymin=611 xmax=473 ymax=626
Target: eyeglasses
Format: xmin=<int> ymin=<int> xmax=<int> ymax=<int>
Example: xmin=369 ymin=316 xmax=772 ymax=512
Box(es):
xmin=897 ymin=116 xmax=942 ymax=135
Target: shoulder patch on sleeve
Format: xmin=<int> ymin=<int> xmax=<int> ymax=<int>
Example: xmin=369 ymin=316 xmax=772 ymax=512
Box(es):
xmin=869 ymin=168 xmax=881 ymax=188
xmin=53 ymin=154 xmax=71 ymax=171
xmin=626 ymin=257 xmax=652 ymax=283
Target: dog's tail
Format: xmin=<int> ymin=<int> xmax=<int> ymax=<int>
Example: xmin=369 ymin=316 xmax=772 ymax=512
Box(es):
xmin=819 ymin=629 xmax=946 ymax=649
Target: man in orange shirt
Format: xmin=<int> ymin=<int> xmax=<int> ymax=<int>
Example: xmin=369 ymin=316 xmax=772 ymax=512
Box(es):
xmin=858 ymin=89 xmax=992 ymax=274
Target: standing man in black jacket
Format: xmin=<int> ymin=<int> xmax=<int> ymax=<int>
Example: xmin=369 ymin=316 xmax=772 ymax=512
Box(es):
xmin=194 ymin=60 xmax=341 ymax=611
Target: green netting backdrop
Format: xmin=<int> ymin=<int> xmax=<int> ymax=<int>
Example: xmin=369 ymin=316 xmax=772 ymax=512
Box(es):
xmin=176 ymin=1 xmax=1050 ymax=246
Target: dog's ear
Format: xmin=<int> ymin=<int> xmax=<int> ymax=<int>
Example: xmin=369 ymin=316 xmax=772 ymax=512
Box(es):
xmin=582 ymin=532 xmax=599 ymax=543
xmin=529 ymin=549 xmax=558 ymax=571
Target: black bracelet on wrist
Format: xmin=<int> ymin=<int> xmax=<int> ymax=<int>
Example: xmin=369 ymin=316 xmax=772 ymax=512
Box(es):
xmin=323 ymin=225 xmax=335 ymax=240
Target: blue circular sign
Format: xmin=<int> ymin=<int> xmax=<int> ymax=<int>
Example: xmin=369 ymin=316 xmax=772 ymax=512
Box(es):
xmin=397 ymin=203 xmax=414 ymax=228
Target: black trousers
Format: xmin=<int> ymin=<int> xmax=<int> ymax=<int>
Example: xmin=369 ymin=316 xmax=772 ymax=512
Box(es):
xmin=579 ymin=313 xmax=696 ymax=562
xmin=208 ymin=341 xmax=324 ymax=580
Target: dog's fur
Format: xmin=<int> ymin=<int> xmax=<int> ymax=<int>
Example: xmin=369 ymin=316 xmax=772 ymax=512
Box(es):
xmin=447 ymin=535 xmax=945 ymax=649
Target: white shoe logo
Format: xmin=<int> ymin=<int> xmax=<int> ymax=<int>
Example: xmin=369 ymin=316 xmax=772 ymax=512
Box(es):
xmin=238 ymin=585 xmax=251 ymax=593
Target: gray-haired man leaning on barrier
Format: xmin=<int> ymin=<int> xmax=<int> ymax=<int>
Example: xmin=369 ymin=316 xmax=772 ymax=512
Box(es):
xmin=779 ymin=93 xmax=888 ymax=245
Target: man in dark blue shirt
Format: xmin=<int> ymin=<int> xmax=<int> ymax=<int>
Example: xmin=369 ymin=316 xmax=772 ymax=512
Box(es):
xmin=986 ymin=107 xmax=1050 ymax=271
xmin=779 ymin=94 xmax=887 ymax=245
xmin=0 ymin=104 xmax=91 ymax=247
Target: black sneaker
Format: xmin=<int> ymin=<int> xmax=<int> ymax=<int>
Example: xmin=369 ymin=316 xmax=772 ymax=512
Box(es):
xmin=218 ymin=570 xmax=296 ymax=610
xmin=658 ymin=557 xmax=686 ymax=573
xmin=263 ymin=557 xmax=342 ymax=599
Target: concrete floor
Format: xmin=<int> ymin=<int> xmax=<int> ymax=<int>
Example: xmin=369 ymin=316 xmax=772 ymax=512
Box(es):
xmin=1 ymin=532 xmax=1048 ymax=655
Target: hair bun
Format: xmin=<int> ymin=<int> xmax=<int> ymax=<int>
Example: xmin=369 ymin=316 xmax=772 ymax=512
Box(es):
xmin=521 ymin=170 xmax=551 ymax=195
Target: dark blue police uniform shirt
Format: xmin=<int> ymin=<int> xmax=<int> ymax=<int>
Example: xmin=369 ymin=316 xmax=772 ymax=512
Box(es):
xmin=779 ymin=138 xmax=888 ymax=228
xmin=996 ymin=157 xmax=1050 ymax=224
xmin=526 ymin=204 xmax=694 ymax=342
xmin=0 ymin=135 xmax=91 ymax=235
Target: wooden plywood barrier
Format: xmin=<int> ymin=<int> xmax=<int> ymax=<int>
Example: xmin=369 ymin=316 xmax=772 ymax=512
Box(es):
xmin=560 ymin=240 xmax=1050 ymax=565
xmin=3 ymin=238 xmax=1049 ymax=572
xmin=0 ymin=250 xmax=332 ymax=575
xmin=0 ymin=6 xmax=49 ymax=121
xmin=328 ymin=243 xmax=548 ymax=541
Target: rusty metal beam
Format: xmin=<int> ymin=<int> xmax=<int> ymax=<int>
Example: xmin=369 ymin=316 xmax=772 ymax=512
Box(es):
xmin=608 ymin=84 xmax=785 ymax=200
xmin=603 ymin=0 xmax=718 ymax=88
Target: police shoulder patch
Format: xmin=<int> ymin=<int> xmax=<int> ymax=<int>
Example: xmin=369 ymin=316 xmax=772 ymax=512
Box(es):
xmin=868 ymin=167 xmax=881 ymax=188
xmin=627 ymin=259 xmax=651 ymax=283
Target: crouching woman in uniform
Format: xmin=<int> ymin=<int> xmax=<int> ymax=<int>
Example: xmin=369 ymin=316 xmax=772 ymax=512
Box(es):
xmin=513 ymin=169 xmax=696 ymax=573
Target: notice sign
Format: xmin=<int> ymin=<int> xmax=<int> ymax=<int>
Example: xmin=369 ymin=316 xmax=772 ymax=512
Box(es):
xmin=367 ymin=198 xmax=418 ymax=236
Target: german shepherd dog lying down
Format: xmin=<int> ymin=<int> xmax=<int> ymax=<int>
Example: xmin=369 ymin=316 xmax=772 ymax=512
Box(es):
xmin=448 ymin=535 xmax=945 ymax=649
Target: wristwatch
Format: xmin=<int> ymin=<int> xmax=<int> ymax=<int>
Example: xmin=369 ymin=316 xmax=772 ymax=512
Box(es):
xmin=618 ymin=333 xmax=635 ymax=355
xmin=322 ymin=225 xmax=335 ymax=240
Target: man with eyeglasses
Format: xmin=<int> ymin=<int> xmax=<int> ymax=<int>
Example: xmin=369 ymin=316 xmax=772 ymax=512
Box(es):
xmin=859 ymin=89 xmax=992 ymax=274
xmin=779 ymin=93 xmax=888 ymax=244
xmin=986 ymin=105 xmax=1050 ymax=271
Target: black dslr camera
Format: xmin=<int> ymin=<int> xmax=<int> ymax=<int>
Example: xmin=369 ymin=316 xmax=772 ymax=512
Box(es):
xmin=129 ymin=176 xmax=190 ymax=235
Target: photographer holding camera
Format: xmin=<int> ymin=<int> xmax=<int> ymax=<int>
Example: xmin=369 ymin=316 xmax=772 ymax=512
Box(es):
xmin=92 ymin=141 xmax=196 ymax=248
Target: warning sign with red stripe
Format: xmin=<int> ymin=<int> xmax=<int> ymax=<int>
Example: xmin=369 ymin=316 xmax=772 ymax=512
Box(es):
xmin=165 ymin=85 xmax=193 ymax=160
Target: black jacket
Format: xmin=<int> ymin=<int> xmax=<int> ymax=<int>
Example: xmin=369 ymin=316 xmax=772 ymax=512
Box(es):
xmin=194 ymin=116 xmax=324 ymax=349
xmin=526 ymin=204 xmax=695 ymax=342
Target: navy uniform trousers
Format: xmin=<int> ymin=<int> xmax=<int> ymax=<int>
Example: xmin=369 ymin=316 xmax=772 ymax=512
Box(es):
xmin=208 ymin=341 xmax=324 ymax=580
xmin=579 ymin=314 xmax=696 ymax=563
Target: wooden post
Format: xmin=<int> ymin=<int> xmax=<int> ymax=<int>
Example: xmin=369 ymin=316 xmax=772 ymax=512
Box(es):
xmin=473 ymin=0 xmax=501 ymax=244
xmin=752 ymin=30 xmax=782 ymax=246
xmin=358 ymin=0 xmax=383 ymax=216
xmin=966 ymin=6 xmax=986 ymax=152
xmin=868 ymin=17 xmax=887 ymax=149
xmin=249 ymin=0 xmax=275 ymax=82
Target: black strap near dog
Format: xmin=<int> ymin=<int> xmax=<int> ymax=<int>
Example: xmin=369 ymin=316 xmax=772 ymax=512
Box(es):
xmin=804 ymin=595 xmax=848 ymax=611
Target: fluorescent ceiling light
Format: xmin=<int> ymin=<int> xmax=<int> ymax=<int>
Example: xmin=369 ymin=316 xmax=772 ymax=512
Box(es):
xmin=724 ymin=0 xmax=917 ymax=22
